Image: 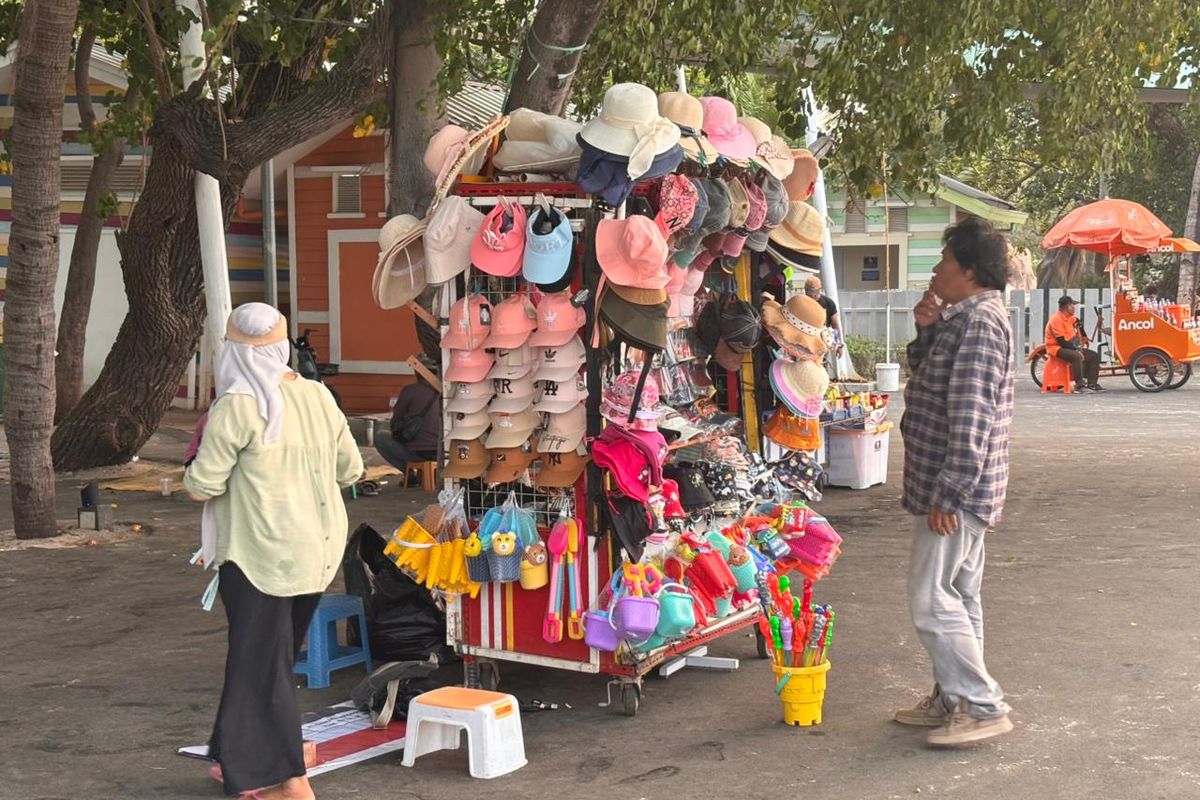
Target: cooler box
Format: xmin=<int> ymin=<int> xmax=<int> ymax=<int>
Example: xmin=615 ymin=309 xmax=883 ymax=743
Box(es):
xmin=826 ymin=425 xmax=890 ymax=489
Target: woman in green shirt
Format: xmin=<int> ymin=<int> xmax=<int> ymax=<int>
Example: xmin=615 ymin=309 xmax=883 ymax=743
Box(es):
xmin=185 ymin=304 xmax=364 ymax=799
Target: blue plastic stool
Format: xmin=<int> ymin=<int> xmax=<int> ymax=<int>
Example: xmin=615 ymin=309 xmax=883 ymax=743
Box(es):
xmin=295 ymin=593 xmax=373 ymax=689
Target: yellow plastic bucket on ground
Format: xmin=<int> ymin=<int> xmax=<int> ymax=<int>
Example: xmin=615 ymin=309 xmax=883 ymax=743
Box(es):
xmin=773 ymin=660 xmax=830 ymax=726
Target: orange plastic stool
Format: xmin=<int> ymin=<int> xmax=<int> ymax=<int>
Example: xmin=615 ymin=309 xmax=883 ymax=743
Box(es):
xmin=1042 ymin=355 xmax=1074 ymax=394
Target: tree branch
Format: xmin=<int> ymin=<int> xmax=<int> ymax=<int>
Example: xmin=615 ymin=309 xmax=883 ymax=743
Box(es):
xmin=133 ymin=0 xmax=173 ymax=97
xmin=75 ymin=25 xmax=97 ymax=132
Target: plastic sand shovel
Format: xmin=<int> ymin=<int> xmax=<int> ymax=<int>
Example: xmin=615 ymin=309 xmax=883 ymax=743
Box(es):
xmin=542 ymin=516 xmax=570 ymax=643
xmin=565 ymin=519 xmax=584 ymax=640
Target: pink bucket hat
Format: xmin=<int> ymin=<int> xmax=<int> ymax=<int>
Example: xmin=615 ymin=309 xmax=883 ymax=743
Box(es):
xmin=600 ymin=370 xmax=661 ymax=431
xmin=482 ymin=294 xmax=537 ymax=350
xmin=471 ymin=201 xmax=528 ymax=277
xmin=699 ymin=97 xmax=756 ymax=162
xmin=442 ymin=294 xmax=492 ymax=351
xmin=445 ymin=347 xmax=495 ymax=383
xmin=528 ymin=290 xmax=586 ymax=347
xmin=665 ymin=264 xmax=689 ymax=318
xmin=596 ymin=215 xmax=670 ymax=290
xmin=591 ymin=435 xmax=653 ymax=502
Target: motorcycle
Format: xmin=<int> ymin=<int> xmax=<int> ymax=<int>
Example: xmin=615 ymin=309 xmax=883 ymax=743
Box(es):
xmin=293 ymin=328 xmax=343 ymax=408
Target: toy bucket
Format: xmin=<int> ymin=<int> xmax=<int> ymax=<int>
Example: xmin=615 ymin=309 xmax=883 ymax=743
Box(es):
xmin=466 ymin=554 xmax=492 ymax=583
xmin=655 ymin=584 xmax=697 ymax=639
xmin=704 ymin=530 xmax=733 ymax=560
xmin=611 ymin=595 xmax=660 ymax=641
xmin=519 ymin=557 xmax=548 ymax=590
xmin=488 ymin=549 xmax=521 ymax=583
xmin=633 ymin=632 xmax=667 ymax=652
xmin=729 ymin=559 xmax=758 ymax=594
xmin=583 ymin=611 xmax=621 ymax=652
xmin=772 ymin=660 xmax=831 ymax=726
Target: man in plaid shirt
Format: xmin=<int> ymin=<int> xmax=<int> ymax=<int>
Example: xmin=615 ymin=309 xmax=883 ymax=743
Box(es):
xmin=895 ymin=217 xmax=1015 ymax=746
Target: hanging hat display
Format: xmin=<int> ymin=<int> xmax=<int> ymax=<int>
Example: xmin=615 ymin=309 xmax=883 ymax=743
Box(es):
xmin=658 ymin=91 xmax=721 ymax=164
xmin=769 ymin=200 xmax=826 ymax=256
xmin=761 ymin=293 xmax=833 ymax=356
xmin=783 ymin=148 xmax=821 ymax=202
xmin=699 ymin=97 xmax=756 ymax=162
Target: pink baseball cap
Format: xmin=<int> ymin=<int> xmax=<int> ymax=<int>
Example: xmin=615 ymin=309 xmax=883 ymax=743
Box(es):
xmin=723 ymin=180 xmax=768 ymax=258
xmin=676 ymin=268 xmax=707 ymax=318
xmin=665 ymin=264 xmax=689 ymax=318
xmin=442 ymin=294 xmax=492 ymax=350
xmin=699 ymin=97 xmax=756 ymax=162
xmin=654 ymin=174 xmax=700 ymax=237
xmin=445 ymin=347 xmax=494 ymax=383
xmin=481 ymin=294 xmax=537 ymax=350
xmin=528 ymin=290 xmax=586 ymax=347
xmin=533 ymin=376 xmax=586 ymax=413
xmin=471 ymin=201 xmax=528 ymax=277
xmin=488 ymin=373 xmax=537 ymax=413
xmin=596 ymin=215 xmax=670 ymax=290
xmin=532 ymin=335 xmax=586 ymax=382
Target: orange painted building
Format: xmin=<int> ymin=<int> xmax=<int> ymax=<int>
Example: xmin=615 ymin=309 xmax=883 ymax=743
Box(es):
xmin=285 ymin=126 xmax=421 ymax=412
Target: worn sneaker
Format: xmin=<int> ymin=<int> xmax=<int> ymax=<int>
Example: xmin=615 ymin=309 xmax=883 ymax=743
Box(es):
xmin=1089 ymin=383 xmax=1106 ymax=391
xmin=894 ymin=691 xmax=952 ymax=727
xmin=926 ymin=711 xmax=1014 ymax=746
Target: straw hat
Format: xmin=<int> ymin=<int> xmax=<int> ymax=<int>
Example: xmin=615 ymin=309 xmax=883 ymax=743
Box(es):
xmin=738 ymin=117 xmax=794 ymax=180
xmin=783 ymin=148 xmax=820 ymax=201
xmin=425 ymin=115 xmax=510 ymax=204
xmin=372 ymin=214 xmax=427 ymax=309
xmin=770 ymin=201 xmax=825 ymax=255
xmin=658 ymin=92 xmax=720 ymax=164
xmin=760 ymin=293 xmax=832 ymax=355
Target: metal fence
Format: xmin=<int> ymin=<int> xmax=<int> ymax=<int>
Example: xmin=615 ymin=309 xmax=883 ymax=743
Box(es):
xmin=839 ymin=287 xmax=1113 ymax=360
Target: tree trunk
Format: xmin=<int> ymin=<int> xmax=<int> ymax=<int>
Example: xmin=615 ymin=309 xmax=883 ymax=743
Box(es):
xmin=1036 ymin=247 xmax=1088 ymax=288
xmin=503 ymin=0 xmax=612 ymax=115
xmin=51 ymin=137 xmax=227 ymax=471
xmin=5 ymin=0 xmax=79 ymax=538
xmin=386 ymin=0 xmax=442 ymax=219
xmin=1178 ymin=153 xmax=1200 ymax=307
xmin=55 ymin=30 xmax=140 ymax=421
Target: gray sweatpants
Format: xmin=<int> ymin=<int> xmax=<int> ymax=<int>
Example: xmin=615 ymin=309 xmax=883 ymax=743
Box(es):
xmin=908 ymin=511 xmax=1010 ymax=719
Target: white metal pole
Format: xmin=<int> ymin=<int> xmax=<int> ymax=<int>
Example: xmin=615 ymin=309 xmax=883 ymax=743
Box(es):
xmin=676 ymin=65 xmax=688 ymax=93
xmin=262 ymin=159 xmax=278 ymax=307
xmin=804 ymin=87 xmax=854 ymax=380
xmin=178 ymin=0 xmax=231 ymax=375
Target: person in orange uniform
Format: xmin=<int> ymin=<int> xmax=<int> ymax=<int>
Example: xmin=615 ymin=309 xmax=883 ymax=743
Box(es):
xmin=1046 ymin=295 xmax=1102 ymax=392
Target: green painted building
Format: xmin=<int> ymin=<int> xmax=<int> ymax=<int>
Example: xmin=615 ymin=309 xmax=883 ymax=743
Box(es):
xmin=824 ymin=175 xmax=1028 ymax=291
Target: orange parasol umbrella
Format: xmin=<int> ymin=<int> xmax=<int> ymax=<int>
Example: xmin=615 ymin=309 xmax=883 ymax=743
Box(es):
xmin=1041 ymin=198 xmax=1172 ymax=255
xmin=1151 ymin=236 xmax=1200 ymax=254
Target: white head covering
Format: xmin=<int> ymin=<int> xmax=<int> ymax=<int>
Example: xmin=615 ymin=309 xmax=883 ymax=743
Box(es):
xmin=217 ymin=303 xmax=292 ymax=444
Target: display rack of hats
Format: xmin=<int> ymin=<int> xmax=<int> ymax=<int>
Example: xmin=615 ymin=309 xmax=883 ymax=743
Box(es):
xmin=377 ymin=79 xmax=851 ymax=713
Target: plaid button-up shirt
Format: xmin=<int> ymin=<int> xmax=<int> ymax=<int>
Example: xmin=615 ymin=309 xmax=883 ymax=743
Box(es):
xmin=900 ymin=289 xmax=1014 ymax=527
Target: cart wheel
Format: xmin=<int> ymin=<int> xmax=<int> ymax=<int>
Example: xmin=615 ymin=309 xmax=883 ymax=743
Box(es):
xmin=755 ymin=626 xmax=771 ymax=659
xmin=1167 ymin=362 xmax=1193 ymax=389
xmin=1128 ymin=349 xmax=1176 ymax=393
xmin=1029 ymin=350 xmax=1047 ymax=388
xmin=621 ymin=685 xmax=640 ymax=717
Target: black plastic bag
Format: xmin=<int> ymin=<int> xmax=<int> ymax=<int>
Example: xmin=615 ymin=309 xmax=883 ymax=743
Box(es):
xmin=342 ymin=524 xmax=456 ymax=663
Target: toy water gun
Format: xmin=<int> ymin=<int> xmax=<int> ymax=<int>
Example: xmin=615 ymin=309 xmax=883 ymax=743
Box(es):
xmin=780 ymin=616 xmax=794 ymax=667
xmin=543 ymin=515 xmax=570 ymax=643
xmin=769 ymin=616 xmax=783 ymax=666
xmin=565 ymin=518 xmax=583 ymax=640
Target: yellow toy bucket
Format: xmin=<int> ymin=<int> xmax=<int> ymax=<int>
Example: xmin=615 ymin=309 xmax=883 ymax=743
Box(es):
xmin=772 ymin=661 xmax=830 ymax=726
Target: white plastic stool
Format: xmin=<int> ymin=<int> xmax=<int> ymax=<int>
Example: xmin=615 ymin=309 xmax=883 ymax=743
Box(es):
xmin=401 ymin=687 xmax=527 ymax=779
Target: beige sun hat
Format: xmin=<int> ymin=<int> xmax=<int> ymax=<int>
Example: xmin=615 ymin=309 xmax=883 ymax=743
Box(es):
xmin=761 ymin=293 xmax=833 ymax=356
xmin=658 ymin=91 xmax=720 ymax=164
xmin=739 ymin=116 xmax=795 ymax=181
xmin=372 ymin=214 xmax=427 ymax=310
xmin=783 ymin=148 xmax=821 ymax=201
xmin=579 ymin=83 xmax=681 ymax=179
xmin=424 ymin=195 xmax=485 ymax=285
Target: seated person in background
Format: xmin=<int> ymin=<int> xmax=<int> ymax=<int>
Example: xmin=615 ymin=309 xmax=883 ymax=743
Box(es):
xmin=376 ymin=358 xmax=441 ymax=471
xmin=1046 ymin=295 xmax=1103 ymax=392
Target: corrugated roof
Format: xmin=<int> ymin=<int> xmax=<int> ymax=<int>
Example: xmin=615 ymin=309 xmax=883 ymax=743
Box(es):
xmin=446 ymin=81 xmax=505 ymax=129
xmin=937 ymin=173 xmax=1017 ymax=211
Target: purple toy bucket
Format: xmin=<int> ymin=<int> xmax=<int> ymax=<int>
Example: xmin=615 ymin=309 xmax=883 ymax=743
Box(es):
xmin=612 ymin=595 xmax=660 ymax=640
xmin=584 ymin=611 xmax=622 ymax=652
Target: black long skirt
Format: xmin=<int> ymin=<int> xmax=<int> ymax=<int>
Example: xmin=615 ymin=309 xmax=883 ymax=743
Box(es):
xmin=209 ymin=563 xmax=321 ymax=796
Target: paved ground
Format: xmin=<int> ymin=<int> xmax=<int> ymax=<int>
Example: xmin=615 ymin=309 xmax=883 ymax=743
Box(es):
xmin=2 ymin=377 xmax=1199 ymax=800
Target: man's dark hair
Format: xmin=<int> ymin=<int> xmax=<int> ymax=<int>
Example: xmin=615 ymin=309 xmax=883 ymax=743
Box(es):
xmin=942 ymin=217 xmax=1008 ymax=291
xmin=1144 ymin=285 xmax=1159 ymax=296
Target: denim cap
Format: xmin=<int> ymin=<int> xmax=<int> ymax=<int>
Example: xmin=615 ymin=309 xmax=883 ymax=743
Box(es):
xmin=522 ymin=205 xmax=575 ymax=285
xmin=673 ymin=178 xmax=731 ymax=265
xmin=747 ymin=174 xmax=789 ymax=252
